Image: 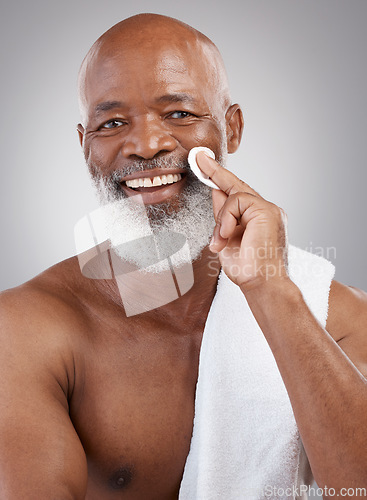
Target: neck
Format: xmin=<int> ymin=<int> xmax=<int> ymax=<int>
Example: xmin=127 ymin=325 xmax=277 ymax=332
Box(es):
xmin=94 ymin=245 xmax=221 ymax=325
xmin=172 ymin=246 xmax=221 ymax=316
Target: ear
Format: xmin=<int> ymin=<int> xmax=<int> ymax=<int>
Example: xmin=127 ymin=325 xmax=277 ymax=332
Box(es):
xmin=77 ymin=123 xmax=85 ymax=147
xmin=225 ymin=104 xmax=244 ymax=154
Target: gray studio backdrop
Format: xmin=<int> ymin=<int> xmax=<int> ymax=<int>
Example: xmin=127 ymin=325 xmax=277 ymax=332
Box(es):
xmin=1 ymin=1 xmax=365 ymax=498
xmin=1 ymin=0 xmax=366 ymax=294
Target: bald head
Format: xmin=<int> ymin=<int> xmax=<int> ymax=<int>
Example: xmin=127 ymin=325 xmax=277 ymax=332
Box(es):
xmin=78 ymin=14 xmax=231 ymax=124
xmin=77 ymin=12 xmax=244 ymax=190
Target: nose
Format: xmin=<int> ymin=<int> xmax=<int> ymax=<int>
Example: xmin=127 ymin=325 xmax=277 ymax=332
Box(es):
xmin=120 ymin=117 xmax=177 ymax=159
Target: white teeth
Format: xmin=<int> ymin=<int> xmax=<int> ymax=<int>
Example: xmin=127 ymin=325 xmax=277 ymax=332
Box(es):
xmin=125 ymin=173 xmax=182 ymax=188
xmin=152 ymin=176 xmax=162 ymax=186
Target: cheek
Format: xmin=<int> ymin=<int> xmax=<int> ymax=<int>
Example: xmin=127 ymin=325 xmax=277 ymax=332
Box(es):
xmin=84 ymin=136 xmax=122 ymax=175
xmin=175 ymin=121 xmax=226 ymax=157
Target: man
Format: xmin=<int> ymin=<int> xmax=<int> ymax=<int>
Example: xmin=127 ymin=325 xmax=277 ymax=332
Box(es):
xmin=0 ymin=13 xmax=366 ymax=499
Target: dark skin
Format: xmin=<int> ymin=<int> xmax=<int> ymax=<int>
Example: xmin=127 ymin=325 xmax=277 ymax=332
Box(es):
xmin=1 ymin=13 xmax=367 ymax=499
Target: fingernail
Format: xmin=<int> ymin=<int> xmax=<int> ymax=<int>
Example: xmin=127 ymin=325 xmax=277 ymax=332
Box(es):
xmin=209 ymin=236 xmax=217 ymax=252
xmin=197 ymin=149 xmax=214 ymax=163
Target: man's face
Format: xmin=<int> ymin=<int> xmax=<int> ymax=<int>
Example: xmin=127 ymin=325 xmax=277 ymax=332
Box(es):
xmin=78 ymin=37 xmax=229 ymax=207
xmin=77 ymin=33 xmax=233 ymax=267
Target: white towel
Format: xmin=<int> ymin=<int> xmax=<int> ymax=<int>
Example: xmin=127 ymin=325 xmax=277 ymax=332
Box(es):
xmin=179 ymin=245 xmax=335 ymax=500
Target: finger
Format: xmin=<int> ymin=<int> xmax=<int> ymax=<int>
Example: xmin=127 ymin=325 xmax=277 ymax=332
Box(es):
xmin=219 ymin=200 xmax=242 ymax=240
xmin=209 ymin=223 xmax=228 ymax=253
xmin=217 ymin=192 xmax=258 ymax=240
xmin=196 ymin=151 xmax=263 ymax=199
xmin=211 ymin=189 xmax=227 ymax=222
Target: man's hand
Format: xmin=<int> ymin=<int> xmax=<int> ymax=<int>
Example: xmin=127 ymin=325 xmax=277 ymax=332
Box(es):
xmin=196 ymin=151 xmax=288 ymax=290
xmin=197 ymin=153 xmax=367 ymax=492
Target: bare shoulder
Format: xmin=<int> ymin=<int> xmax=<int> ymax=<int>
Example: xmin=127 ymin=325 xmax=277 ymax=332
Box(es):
xmin=0 ymin=255 xmax=89 ymax=328
xmin=326 ymin=280 xmax=367 ymax=341
xmin=0 ymin=258 xmax=89 ymax=498
xmin=0 ymin=257 xmax=91 ymax=389
xmin=326 ymin=279 xmax=367 ymax=376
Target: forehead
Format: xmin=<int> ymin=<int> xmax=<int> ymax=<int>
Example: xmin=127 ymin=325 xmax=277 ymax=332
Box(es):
xmin=81 ymin=39 xmax=221 ymax=114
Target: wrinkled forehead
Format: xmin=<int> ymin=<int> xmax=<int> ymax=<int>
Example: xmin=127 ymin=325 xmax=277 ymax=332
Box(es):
xmin=78 ymin=36 xmax=230 ymax=121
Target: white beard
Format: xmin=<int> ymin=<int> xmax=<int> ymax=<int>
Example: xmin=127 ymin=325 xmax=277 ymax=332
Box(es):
xmin=92 ymin=169 xmax=216 ymax=274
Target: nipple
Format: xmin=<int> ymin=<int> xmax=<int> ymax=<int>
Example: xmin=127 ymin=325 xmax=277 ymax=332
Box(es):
xmin=187 ymin=146 xmax=220 ymax=190
xmin=109 ymin=465 xmax=133 ymax=490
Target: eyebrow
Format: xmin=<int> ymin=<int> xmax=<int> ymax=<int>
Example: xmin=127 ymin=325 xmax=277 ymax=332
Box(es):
xmin=93 ymin=93 xmax=197 ymax=117
xmin=94 ymin=101 xmax=124 ymax=116
xmin=155 ymin=93 xmax=197 ymax=104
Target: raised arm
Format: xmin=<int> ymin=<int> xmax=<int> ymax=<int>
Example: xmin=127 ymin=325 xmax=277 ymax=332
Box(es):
xmin=0 ymin=287 xmax=87 ymax=499
xmin=197 ymin=151 xmax=367 ymax=493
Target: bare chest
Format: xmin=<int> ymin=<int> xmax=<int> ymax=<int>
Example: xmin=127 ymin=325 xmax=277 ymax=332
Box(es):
xmin=70 ymin=324 xmax=202 ymax=499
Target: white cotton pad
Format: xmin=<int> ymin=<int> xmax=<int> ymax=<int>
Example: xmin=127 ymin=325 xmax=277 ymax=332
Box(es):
xmin=188 ymin=147 xmax=220 ymax=190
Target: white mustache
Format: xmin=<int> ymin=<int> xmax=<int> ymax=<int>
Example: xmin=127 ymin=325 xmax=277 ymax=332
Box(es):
xmin=110 ymin=156 xmax=191 ymax=182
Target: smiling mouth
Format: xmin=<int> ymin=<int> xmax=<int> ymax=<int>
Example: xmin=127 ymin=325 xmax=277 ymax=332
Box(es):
xmin=124 ymin=173 xmax=183 ymax=191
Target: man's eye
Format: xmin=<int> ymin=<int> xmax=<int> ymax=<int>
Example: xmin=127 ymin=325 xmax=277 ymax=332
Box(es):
xmin=169 ymin=111 xmax=193 ymax=119
xmin=101 ymin=119 xmax=125 ymax=129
